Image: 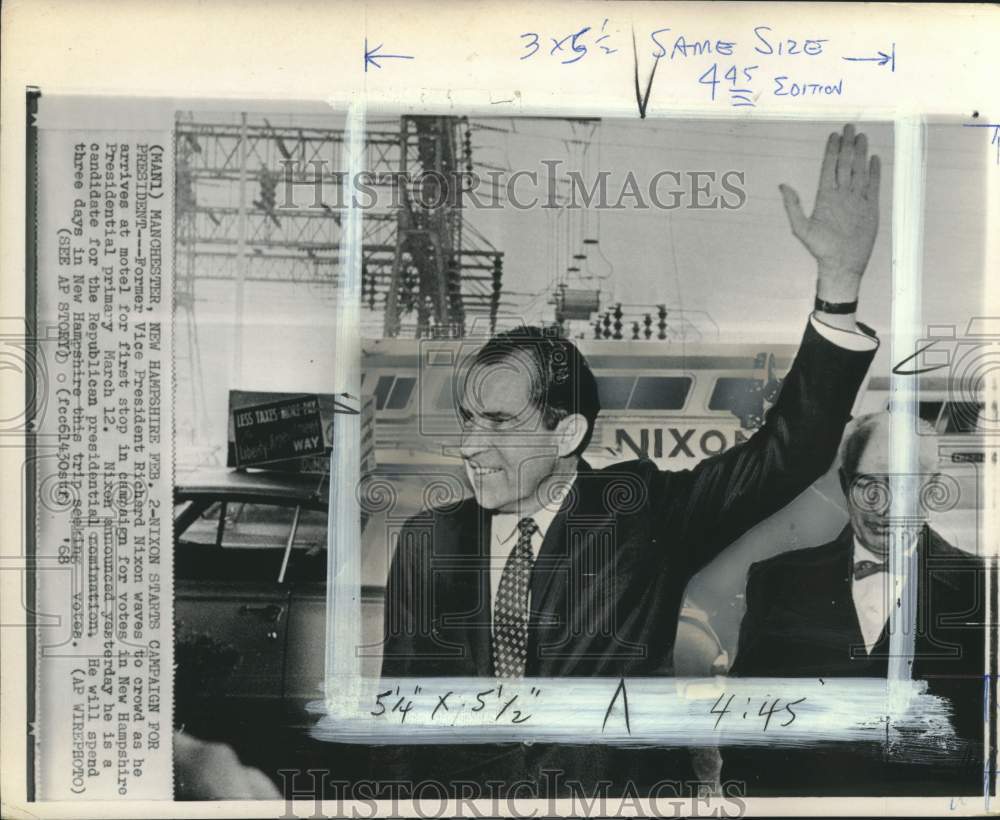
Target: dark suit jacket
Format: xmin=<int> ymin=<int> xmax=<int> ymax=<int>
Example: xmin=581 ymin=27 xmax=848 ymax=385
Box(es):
xmin=725 ymin=524 xmax=988 ymax=795
xmin=376 ymin=320 xmax=876 ymax=795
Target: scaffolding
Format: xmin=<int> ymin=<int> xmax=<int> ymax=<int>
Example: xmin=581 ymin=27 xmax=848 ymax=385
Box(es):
xmin=174 ymin=114 xmax=503 ymax=329
xmin=173 ymin=113 xmax=505 ymax=447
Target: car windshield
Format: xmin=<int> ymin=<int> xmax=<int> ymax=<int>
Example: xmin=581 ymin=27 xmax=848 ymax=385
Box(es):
xmin=176 ymin=496 xmax=328 ymax=583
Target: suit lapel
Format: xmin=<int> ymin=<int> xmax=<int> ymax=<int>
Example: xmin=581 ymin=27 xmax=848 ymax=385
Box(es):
xmin=830 ymin=526 xmax=873 ymax=661
xmin=864 ymin=525 xmax=936 ymax=664
xmin=470 ymin=504 xmax=493 ymax=675
xmin=528 ymin=461 xmax=597 ymax=628
xmin=443 ymin=500 xmax=493 ymax=676
xmin=880 ymin=525 xmax=963 ymax=666
xmin=528 ymin=508 xmax=567 ymax=632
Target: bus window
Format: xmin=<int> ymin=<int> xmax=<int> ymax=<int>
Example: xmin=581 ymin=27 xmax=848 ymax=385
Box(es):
xmin=597 ymin=376 xmax=635 ymax=410
xmin=386 ymin=377 xmax=416 ymax=410
xmin=942 ymin=401 xmax=983 ymax=434
xmin=709 ymin=378 xmax=761 ymax=411
xmin=373 ymin=376 xmax=394 ymax=410
xmin=709 ymin=377 xmax=764 ymax=428
xmin=435 ymin=375 xmax=458 ymax=410
xmin=917 ymin=401 xmax=943 ymax=428
xmin=629 ymin=376 xmax=691 ymax=410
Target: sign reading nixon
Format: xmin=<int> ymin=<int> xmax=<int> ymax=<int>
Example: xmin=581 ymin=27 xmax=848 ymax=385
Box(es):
xmin=232 ymin=395 xmax=325 ymax=467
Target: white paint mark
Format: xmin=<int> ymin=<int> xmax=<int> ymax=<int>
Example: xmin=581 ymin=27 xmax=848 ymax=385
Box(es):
xmin=310 ymin=677 xmax=959 ymax=753
xmin=887 ymin=117 xmax=925 ymax=716
xmin=325 ymin=100 xmax=366 ymax=707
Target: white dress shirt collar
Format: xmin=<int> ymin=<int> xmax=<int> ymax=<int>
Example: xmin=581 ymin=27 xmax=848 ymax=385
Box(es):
xmin=489 ymin=472 xmax=577 ymax=614
xmin=851 ymin=535 xmax=890 ymax=654
xmin=492 ymin=471 xmax=578 ymax=549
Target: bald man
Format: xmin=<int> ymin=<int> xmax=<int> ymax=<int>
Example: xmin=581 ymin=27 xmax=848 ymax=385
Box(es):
xmin=725 ymin=411 xmax=986 ymax=795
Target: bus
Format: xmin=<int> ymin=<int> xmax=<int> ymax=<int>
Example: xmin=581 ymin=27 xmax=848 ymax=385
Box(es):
xmin=362 ymin=336 xmax=794 ymax=474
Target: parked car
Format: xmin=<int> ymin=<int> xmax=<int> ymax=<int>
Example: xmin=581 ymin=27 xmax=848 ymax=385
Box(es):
xmin=174 ymin=467 xmax=386 ymax=789
xmin=174 ymin=469 xmax=383 ymax=721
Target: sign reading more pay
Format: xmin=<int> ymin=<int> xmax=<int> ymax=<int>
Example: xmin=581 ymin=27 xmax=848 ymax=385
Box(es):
xmin=232 ymin=395 xmax=325 ymax=467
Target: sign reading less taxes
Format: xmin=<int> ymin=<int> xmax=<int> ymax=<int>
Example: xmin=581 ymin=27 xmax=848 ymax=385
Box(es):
xmin=232 ymin=395 xmax=325 ymax=467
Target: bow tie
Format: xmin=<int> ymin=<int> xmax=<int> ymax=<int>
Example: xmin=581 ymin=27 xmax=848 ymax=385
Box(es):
xmin=853 ymin=559 xmax=888 ymax=581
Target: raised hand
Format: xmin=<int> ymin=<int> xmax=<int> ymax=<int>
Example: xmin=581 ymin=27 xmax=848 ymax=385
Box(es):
xmin=779 ymin=124 xmax=881 ymax=304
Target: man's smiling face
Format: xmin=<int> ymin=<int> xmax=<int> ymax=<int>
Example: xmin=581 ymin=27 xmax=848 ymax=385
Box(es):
xmin=458 ymin=352 xmax=562 ymax=513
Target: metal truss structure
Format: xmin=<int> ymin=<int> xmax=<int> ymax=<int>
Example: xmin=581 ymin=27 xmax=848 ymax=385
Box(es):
xmin=173 ymin=113 xmax=506 ymax=450
xmin=174 ymin=114 xmax=504 ymax=337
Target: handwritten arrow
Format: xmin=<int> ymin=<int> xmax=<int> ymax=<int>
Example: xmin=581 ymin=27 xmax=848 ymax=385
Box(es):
xmin=842 ymin=43 xmax=895 ymax=72
xmin=631 ymin=28 xmax=660 ymax=119
xmin=364 ymin=38 xmax=415 ymax=72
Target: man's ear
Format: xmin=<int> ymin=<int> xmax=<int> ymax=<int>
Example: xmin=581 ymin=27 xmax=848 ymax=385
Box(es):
xmin=555 ymin=413 xmax=587 ymax=457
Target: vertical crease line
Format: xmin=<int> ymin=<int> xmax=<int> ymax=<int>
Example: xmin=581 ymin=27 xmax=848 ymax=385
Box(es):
xmin=887 ymin=117 xmax=926 ymax=723
xmin=326 ymin=100 xmax=366 ymax=714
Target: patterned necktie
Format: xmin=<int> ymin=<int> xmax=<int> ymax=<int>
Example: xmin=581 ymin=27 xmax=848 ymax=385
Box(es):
xmin=492 ymin=517 xmax=538 ymax=679
xmin=853 ymin=559 xmax=888 ymax=581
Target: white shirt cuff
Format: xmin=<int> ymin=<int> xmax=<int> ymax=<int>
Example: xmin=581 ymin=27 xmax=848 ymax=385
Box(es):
xmin=809 ymin=313 xmax=879 ymax=351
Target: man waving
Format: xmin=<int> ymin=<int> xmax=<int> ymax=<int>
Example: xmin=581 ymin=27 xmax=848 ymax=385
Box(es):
xmin=379 ymin=124 xmax=882 ymax=795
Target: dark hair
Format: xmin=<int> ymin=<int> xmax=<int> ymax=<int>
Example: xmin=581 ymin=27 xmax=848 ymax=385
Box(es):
xmin=467 ymin=326 xmax=601 ymax=457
